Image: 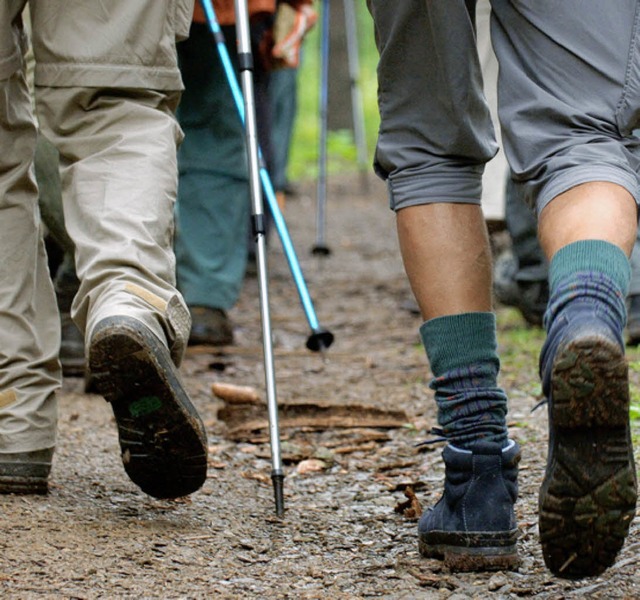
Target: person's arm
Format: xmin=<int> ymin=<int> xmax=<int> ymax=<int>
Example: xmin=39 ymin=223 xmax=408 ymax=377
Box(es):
xmin=272 ymin=1 xmax=316 ymax=68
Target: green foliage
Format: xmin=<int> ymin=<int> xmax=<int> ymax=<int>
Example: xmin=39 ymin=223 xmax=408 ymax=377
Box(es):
xmin=497 ymin=308 xmax=545 ymax=359
xmin=288 ymin=3 xmax=380 ymax=181
xmin=628 ymin=358 xmax=640 ymax=423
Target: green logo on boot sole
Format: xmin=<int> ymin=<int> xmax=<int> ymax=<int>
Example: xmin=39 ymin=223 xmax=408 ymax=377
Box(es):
xmin=129 ymin=396 xmax=162 ymax=417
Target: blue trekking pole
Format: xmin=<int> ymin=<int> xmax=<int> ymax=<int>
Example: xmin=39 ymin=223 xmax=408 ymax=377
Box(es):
xmin=200 ymin=0 xmax=334 ymax=355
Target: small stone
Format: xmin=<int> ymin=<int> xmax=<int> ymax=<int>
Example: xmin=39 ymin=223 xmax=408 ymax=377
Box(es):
xmin=296 ymin=458 xmax=327 ymax=474
xmin=488 ymin=572 xmax=508 ymax=591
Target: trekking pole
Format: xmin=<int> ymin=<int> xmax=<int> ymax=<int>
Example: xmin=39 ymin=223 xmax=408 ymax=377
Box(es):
xmin=236 ymin=0 xmax=285 ymax=516
xmin=342 ymin=0 xmax=369 ymax=191
xmin=312 ymin=0 xmax=331 ymax=256
xmin=200 ymin=0 xmax=283 ymax=515
xmin=199 ymin=0 xmax=334 ymax=355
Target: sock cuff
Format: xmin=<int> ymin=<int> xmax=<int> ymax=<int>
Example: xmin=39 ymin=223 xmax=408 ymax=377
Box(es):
xmin=419 ymin=312 xmax=498 ymax=377
xmin=549 ymin=240 xmax=631 ymax=296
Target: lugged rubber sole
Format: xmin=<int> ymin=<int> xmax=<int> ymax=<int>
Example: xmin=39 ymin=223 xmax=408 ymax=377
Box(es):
xmin=0 ymin=475 xmax=48 ymax=495
xmin=540 ymin=335 xmax=637 ymax=578
xmin=89 ymin=317 xmax=208 ymax=499
xmin=418 ymin=530 xmax=520 ymax=572
xmin=0 ymin=449 xmax=53 ymax=495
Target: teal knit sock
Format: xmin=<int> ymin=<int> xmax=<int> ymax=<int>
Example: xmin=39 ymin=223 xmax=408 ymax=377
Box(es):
xmin=540 ymin=240 xmax=630 ymax=393
xmin=548 ymin=240 xmax=630 ymax=297
xmin=544 ymin=240 xmax=629 ymax=334
xmin=420 ymin=312 xmax=508 ymax=449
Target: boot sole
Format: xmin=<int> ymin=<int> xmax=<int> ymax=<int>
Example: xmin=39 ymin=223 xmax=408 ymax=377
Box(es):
xmin=0 ymin=476 xmax=48 ymax=495
xmin=418 ymin=530 xmax=519 ymax=572
xmin=540 ymin=335 xmax=637 ymax=577
xmin=89 ymin=317 xmax=208 ymax=499
xmin=0 ymin=449 xmax=53 ymax=495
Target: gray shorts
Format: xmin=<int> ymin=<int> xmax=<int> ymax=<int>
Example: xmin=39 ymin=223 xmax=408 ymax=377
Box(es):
xmin=367 ymin=0 xmax=640 ymax=215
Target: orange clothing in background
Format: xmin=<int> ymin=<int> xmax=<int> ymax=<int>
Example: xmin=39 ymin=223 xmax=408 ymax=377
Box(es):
xmin=193 ymin=0 xmax=310 ymax=26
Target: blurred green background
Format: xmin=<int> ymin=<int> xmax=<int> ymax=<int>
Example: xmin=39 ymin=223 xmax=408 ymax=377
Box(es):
xmin=287 ymin=2 xmax=379 ymax=182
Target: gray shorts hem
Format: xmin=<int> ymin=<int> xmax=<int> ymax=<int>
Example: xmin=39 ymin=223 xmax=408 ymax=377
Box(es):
xmin=536 ymin=165 xmax=640 ymax=215
xmin=388 ymin=170 xmax=483 ymax=212
xmin=392 ymin=196 xmax=483 ymax=212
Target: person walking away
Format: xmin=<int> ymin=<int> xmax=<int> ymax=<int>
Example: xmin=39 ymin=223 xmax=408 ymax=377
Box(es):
xmin=0 ymin=0 xmax=208 ymax=500
xmin=366 ymin=0 xmax=638 ymax=578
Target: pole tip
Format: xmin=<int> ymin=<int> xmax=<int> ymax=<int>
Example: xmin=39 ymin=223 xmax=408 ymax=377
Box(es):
xmin=306 ymin=328 xmax=334 ymax=352
xmin=311 ymin=244 xmax=331 ymax=256
xmin=272 ymin=472 xmax=285 ymax=517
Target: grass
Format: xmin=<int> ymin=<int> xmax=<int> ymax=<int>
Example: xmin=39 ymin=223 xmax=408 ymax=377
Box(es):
xmin=287 ymin=3 xmax=380 ymax=182
xmin=628 ymin=356 xmax=640 ymax=425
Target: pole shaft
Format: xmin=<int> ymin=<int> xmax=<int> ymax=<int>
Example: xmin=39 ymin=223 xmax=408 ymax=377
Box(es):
xmin=342 ymin=0 xmax=368 ymax=172
xmin=315 ymin=0 xmax=330 ymax=250
xmin=201 ymin=0 xmax=322 ymax=332
xmin=233 ymin=0 xmax=284 ymax=508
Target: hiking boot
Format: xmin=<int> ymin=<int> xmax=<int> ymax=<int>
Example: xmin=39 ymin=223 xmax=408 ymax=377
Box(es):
xmin=418 ymin=440 xmax=521 ymax=571
xmin=60 ymin=311 xmax=86 ymax=376
xmin=89 ymin=316 xmax=208 ymax=499
xmin=188 ymin=306 xmax=234 ymax=346
xmin=516 ymin=279 xmax=548 ymax=327
xmin=493 ymin=250 xmax=548 ymax=326
xmin=539 ymin=301 xmax=637 ymax=577
xmin=626 ymin=294 xmax=640 ymax=346
xmin=0 ymin=448 xmax=54 ymax=495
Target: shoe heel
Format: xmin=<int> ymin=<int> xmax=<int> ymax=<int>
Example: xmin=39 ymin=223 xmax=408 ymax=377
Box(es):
xmin=89 ymin=317 xmax=208 ymax=499
xmin=551 ymin=336 xmax=629 ymax=429
xmin=443 ymin=544 xmax=520 ymax=572
xmin=541 ymin=335 xmax=637 ymax=577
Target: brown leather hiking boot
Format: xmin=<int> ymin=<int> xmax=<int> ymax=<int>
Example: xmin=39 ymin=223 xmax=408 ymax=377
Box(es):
xmin=89 ymin=316 xmax=208 ymax=499
xmin=188 ymin=306 xmax=233 ymax=346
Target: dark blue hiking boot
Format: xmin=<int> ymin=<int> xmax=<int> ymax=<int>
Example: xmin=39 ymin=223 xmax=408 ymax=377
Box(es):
xmin=418 ymin=440 xmax=521 ymax=571
xmin=539 ymin=300 xmax=637 ymax=578
xmin=89 ymin=316 xmax=208 ymax=499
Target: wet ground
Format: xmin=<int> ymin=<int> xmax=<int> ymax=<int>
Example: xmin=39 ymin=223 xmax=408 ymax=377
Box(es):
xmin=1 ymin=173 xmax=639 ymax=599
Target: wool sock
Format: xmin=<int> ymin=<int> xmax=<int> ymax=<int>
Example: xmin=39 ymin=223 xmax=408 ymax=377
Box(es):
xmin=544 ymin=240 xmax=629 ymax=335
xmin=420 ymin=312 xmax=508 ymax=449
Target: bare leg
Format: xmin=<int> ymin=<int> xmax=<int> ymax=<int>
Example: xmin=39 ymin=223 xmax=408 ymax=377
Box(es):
xmin=402 ymin=202 xmax=520 ymax=570
xmin=539 ymin=182 xmax=637 ymax=258
xmin=396 ymin=203 xmax=493 ymax=320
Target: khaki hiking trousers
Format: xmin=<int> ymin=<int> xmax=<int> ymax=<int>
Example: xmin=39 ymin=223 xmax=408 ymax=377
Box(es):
xmin=0 ymin=0 xmax=194 ymax=454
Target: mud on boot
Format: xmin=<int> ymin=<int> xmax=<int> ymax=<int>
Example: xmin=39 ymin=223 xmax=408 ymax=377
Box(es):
xmin=418 ymin=440 xmax=521 ymax=571
xmin=539 ymin=326 xmax=637 ymax=578
xmin=89 ymin=316 xmax=208 ymax=499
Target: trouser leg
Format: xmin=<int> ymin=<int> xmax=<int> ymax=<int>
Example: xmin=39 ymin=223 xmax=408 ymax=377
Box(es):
xmin=175 ymin=24 xmax=250 ymax=312
xmin=36 ymin=87 xmax=191 ymax=365
xmin=0 ymin=65 xmax=59 ymax=454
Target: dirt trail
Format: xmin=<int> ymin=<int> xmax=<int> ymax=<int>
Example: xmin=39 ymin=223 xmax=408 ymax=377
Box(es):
xmin=1 ymin=173 xmax=638 ymax=599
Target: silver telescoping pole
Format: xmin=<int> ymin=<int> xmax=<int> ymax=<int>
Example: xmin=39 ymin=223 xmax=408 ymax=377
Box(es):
xmin=312 ymin=0 xmax=331 ymax=256
xmin=342 ymin=0 xmax=369 ymax=190
xmin=233 ymin=0 xmax=285 ymax=516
